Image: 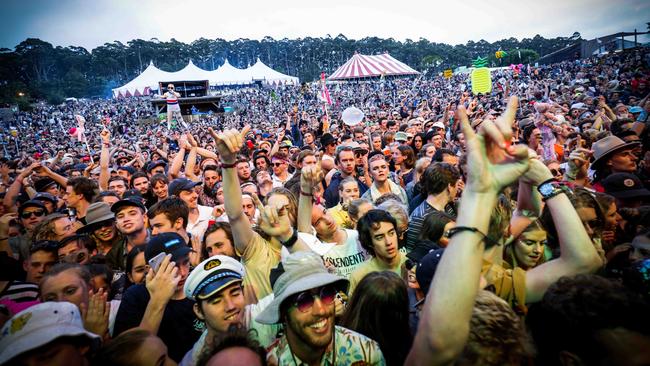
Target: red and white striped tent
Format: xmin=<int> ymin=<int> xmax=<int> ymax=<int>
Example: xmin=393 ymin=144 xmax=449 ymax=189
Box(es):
xmin=328 ymin=52 xmax=419 ymax=80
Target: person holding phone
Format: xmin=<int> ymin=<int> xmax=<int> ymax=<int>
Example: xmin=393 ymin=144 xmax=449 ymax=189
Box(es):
xmin=113 ymin=232 xmax=202 ymax=363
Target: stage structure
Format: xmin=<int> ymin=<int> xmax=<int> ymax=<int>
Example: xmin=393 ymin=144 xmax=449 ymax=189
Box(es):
xmin=151 ymin=80 xmax=224 ymax=115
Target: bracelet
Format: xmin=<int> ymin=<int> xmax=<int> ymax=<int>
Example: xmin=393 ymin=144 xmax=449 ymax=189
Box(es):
xmin=0 ymin=237 xmax=8 ymax=241
xmin=299 ymin=189 xmax=313 ymax=197
xmin=445 ymin=226 xmax=501 ymax=247
xmin=220 ymin=161 xmax=237 ymax=169
xmin=279 ymin=229 xmax=298 ymax=248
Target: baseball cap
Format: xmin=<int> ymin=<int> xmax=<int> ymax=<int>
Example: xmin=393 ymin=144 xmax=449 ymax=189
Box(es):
xmin=168 ymin=178 xmax=201 ymax=197
xmin=110 ymin=196 xmax=147 ymax=214
xmin=416 ymin=248 xmax=446 ymax=297
xmin=33 ymin=192 xmax=58 ymax=205
xmin=184 ymin=255 xmax=245 ymax=300
xmin=146 ymin=160 xmax=167 ymax=172
xmin=431 ymin=121 xmax=445 ymax=130
xmin=601 ymin=173 xmax=650 ymax=200
xmin=33 ymin=177 xmax=57 ymax=192
xmin=0 ymin=302 xmax=100 ymax=364
xmin=18 ymin=200 xmax=46 ymax=215
xmin=629 ymin=106 xmax=643 ymax=114
xmin=145 ymin=232 xmax=192 ymax=262
xmin=395 ymin=131 xmax=408 ymax=142
xmin=117 ymin=166 xmax=136 ymax=175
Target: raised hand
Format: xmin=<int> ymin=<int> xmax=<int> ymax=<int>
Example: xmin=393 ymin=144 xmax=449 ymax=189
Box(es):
xmin=300 ymin=165 xmax=323 ymax=194
xmin=458 ymin=96 xmax=530 ymax=193
xmin=145 ymin=254 xmax=180 ymax=303
xmin=209 ymin=125 xmax=250 ymax=165
xmin=258 ymin=204 xmax=293 ymax=241
xmin=100 ymin=129 xmax=110 ymax=144
xmin=80 ymin=288 xmax=110 ymax=338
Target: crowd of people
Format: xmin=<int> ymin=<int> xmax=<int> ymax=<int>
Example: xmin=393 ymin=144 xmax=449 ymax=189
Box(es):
xmin=0 ymin=46 xmax=649 ymax=365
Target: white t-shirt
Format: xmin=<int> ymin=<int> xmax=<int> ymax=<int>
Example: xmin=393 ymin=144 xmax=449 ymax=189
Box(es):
xmin=321 ymin=229 xmax=369 ymax=279
xmin=186 ymin=205 xmax=213 ymax=243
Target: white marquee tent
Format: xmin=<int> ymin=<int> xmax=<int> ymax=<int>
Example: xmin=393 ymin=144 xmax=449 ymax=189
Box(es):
xmin=113 ymin=59 xmax=298 ymax=97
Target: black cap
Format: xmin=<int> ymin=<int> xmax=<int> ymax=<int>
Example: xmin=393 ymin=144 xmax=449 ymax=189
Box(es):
xmin=145 ymin=232 xmax=192 ymax=262
xmin=33 ymin=192 xmax=59 ymax=205
xmin=33 ymin=177 xmax=57 ymax=192
xmin=110 ymin=197 xmax=147 ymax=214
xmin=146 ymin=160 xmax=167 ymax=172
xmin=168 ymin=178 xmax=201 ymax=197
xmin=117 ymin=166 xmax=136 ymax=175
xmin=18 ymin=200 xmax=46 ymax=215
xmin=602 ymin=173 xmax=650 ymax=200
xmin=416 ymin=248 xmax=445 ymax=297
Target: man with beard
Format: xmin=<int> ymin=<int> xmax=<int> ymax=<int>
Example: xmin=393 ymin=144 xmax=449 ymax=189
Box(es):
xmin=170 ymin=178 xmax=212 ymax=244
xmin=114 ymin=232 xmax=202 ymax=363
xmin=112 ymin=197 xmax=149 ymax=270
xmin=236 ymin=157 xmax=252 ymax=183
xmin=198 ymin=165 xmax=220 ymax=207
xmin=256 ymin=251 xmax=385 ymax=365
xmin=130 ymin=172 xmax=156 ymax=208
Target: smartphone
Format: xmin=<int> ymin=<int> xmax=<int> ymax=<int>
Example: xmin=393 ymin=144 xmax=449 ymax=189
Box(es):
xmin=148 ymin=252 xmax=167 ymax=272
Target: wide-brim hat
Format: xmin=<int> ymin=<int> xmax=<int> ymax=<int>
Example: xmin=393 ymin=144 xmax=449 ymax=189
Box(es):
xmin=0 ymin=302 xmax=100 ymax=364
xmin=256 ymin=252 xmax=348 ymax=324
xmin=76 ymin=202 xmax=115 ymax=234
xmin=591 ymin=136 xmax=640 ymax=168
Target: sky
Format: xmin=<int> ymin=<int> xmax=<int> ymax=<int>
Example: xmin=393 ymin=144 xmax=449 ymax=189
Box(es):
xmin=2 ymin=0 xmax=649 ymax=50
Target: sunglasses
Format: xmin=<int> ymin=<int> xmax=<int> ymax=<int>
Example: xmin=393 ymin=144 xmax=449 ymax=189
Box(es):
xmin=272 ymin=162 xmax=285 ymax=167
xmin=291 ymin=285 xmax=337 ymax=313
xmin=550 ymin=168 xmax=564 ymax=177
xmin=21 ymin=210 xmax=46 ymax=219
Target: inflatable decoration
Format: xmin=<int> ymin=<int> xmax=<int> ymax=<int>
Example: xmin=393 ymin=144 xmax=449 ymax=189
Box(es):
xmin=341 ymin=106 xmax=364 ymax=126
xmin=471 ymin=57 xmax=492 ymax=95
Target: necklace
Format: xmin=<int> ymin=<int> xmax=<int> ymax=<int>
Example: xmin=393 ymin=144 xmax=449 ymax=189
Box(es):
xmin=288 ymin=327 xmax=336 ymax=366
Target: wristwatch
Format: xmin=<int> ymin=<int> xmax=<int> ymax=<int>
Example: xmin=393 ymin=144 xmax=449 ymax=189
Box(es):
xmin=537 ymin=179 xmax=566 ymax=201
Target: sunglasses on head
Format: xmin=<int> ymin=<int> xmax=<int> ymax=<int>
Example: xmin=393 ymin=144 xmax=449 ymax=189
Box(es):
xmin=291 ymin=285 xmax=337 ymax=313
xmin=21 ymin=209 xmax=46 ymax=219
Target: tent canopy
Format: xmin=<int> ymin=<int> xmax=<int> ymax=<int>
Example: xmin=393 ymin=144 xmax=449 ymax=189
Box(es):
xmin=328 ymin=52 xmax=419 ymax=80
xmin=113 ymin=59 xmax=299 ymax=97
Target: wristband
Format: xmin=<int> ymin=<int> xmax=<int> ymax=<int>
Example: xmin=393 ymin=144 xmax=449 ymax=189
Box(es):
xmin=220 ymin=161 xmax=237 ymax=169
xmin=279 ymin=229 xmax=298 ymax=248
xmin=445 ymin=226 xmax=501 ymax=247
xmin=299 ymin=189 xmax=313 ymax=197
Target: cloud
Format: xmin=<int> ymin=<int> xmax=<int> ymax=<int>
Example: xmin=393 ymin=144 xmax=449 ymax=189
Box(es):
xmin=1 ymin=0 xmax=648 ymax=50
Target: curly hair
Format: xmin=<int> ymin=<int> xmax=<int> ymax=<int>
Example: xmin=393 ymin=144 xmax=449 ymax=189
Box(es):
xmin=457 ymin=290 xmax=534 ymax=366
xmin=67 ymin=176 xmax=98 ymax=202
xmin=32 ymin=213 xmax=69 ymax=242
xmin=527 ymin=274 xmax=650 ymax=365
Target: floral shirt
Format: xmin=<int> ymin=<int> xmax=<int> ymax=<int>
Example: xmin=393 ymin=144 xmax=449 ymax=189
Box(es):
xmin=266 ymin=326 xmax=386 ymax=366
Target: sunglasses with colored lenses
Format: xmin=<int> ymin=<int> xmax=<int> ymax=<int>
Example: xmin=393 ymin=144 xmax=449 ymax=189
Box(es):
xmin=21 ymin=210 xmax=46 ymax=219
xmin=272 ymin=162 xmax=285 ymax=167
xmin=291 ymin=285 xmax=337 ymax=313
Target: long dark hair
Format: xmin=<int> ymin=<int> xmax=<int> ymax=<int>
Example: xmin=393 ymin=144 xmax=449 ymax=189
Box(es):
xmin=340 ymin=271 xmax=413 ymax=366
